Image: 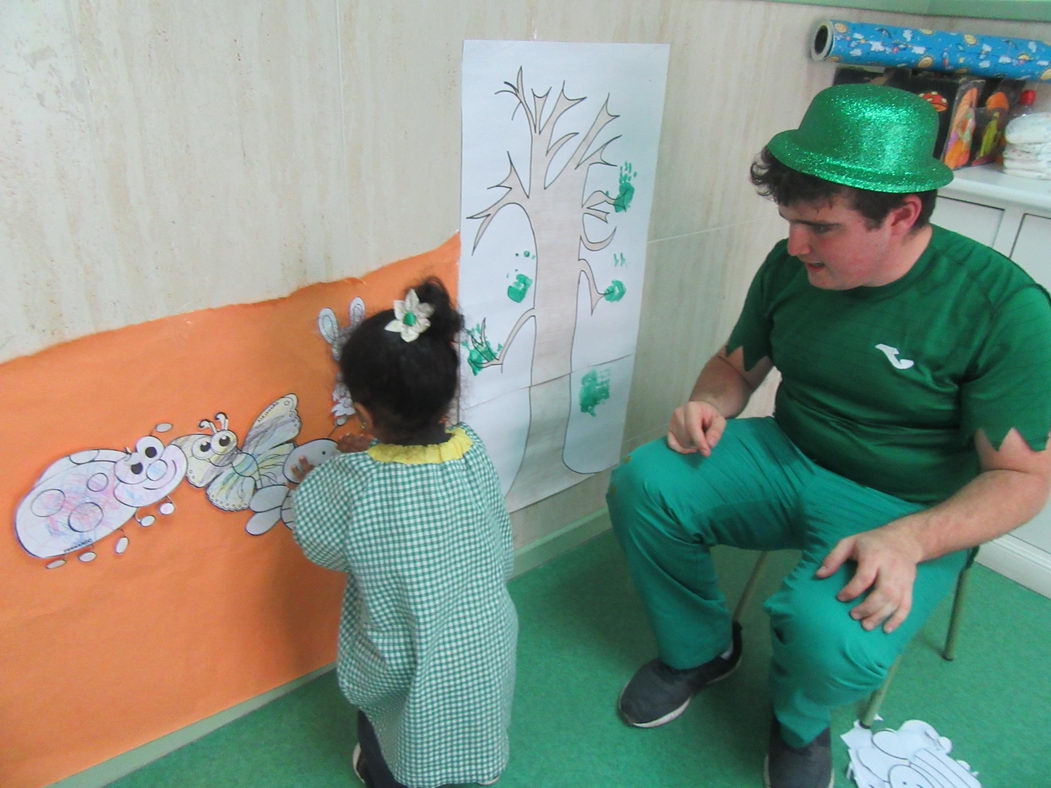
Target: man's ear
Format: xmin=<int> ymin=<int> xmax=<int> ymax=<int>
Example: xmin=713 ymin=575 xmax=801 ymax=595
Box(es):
xmin=887 ymin=194 xmax=924 ymax=236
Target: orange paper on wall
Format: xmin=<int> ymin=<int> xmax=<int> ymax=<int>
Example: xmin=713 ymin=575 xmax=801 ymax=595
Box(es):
xmin=0 ymin=238 xmax=458 ymax=787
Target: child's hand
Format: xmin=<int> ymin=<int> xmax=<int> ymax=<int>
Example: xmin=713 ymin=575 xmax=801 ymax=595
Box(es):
xmin=337 ymin=432 xmax=372 ymax=453
xmin=290 ymin=456 xmax=315 ymax=483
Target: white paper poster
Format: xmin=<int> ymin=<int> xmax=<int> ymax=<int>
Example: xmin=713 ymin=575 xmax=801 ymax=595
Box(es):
xmin=459 ymin=40 xmax=669 ymax=510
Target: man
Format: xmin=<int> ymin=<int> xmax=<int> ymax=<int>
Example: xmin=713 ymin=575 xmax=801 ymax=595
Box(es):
xmin=607 ymin=83 xmax=1051 ymax=788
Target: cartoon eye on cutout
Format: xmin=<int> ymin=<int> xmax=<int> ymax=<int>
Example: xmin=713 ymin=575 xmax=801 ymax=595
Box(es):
xmin=114 ymin=454 xmax=148 ymax=485
xmin=210 ymin=430 xmax=237 ymax=456
xmin=190 ymin=430 xmax=237 ymax=461
xmin=191 ymin=438 xmax=214 ymax=460
xmin=135 ymin=436 xmax=164 ymax=463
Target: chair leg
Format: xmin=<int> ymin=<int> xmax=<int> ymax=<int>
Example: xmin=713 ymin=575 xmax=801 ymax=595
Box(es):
xmin=860 ymin=655 xmax=902 ymax=728
xmin=943 ymin=562 xmax=973 ymax=662
xmin=733 ymin=551 xmax=771 ymax=624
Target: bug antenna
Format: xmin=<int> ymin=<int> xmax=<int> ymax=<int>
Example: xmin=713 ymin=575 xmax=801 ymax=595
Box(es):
xmin=216 ymin=413 xmax=229 ymax=430
xmin=199 ymin=419 xmax=216 ymax=432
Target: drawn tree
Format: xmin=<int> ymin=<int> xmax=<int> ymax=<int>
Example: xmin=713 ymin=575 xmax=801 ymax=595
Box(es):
xmin=465 ymin=68 xmax=632 ymax=505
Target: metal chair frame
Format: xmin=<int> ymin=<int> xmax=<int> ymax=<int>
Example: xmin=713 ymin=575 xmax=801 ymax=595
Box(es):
xmin=731 ymin=548 xmax=977 ymax=727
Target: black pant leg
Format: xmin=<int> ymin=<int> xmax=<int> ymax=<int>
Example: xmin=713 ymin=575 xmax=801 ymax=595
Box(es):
xmin=356 ymin=710 xmax=409 ymax=788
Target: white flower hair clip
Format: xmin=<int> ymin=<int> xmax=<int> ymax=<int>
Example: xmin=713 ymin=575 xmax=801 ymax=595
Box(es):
xmin=385 ymin=289 xmax=434 ymax=342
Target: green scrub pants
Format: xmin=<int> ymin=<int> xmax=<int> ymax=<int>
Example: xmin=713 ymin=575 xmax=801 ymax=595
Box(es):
xmin=606 ymin=417 xmax=969 ymax=747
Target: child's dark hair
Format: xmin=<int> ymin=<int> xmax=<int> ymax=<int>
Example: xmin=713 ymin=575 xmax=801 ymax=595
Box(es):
xmin=339 ymin=277 xmax=463 ymax=444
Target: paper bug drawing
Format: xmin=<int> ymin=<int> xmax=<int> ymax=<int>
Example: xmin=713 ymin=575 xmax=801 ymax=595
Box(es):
xmin=318 ymin=296 xmax=366 ymax=425
xmin=15 ymin=429 xmax=188 ymax=568
xmin=244 ymin=438 xmax=340 ymax=535
xmin=172 ymin=394 xmax=302 ymax=519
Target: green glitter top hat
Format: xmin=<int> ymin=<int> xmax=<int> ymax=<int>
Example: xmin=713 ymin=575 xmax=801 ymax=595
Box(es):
xmin=767 ymin=83 xmax=953 ymax=193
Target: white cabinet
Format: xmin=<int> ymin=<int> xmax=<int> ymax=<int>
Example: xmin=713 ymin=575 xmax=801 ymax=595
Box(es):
xmin=937 ymin=167 xmax=1051 ymax=597
xmin=1011 ymin=213 xmax=1051 ymax=293
xmin=932 ymin=197 xmax=1003 ymax=247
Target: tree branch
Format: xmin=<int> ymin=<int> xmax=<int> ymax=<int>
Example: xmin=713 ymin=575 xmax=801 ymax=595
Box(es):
xmin=467 ymin=153 xmax=530 ymax=252
xmin=571 ymin=98 xmax=620 ymax=170
xmin=582 ymin=227 xmax=616 ymax=251
xmin=481 ymin=309 xmax=536 ymax=370
xmin=578 ymin=261 xmax=606 ymax=313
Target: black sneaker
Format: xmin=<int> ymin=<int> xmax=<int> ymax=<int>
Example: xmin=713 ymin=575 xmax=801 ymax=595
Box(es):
xmin=618 ymin=621 xmax=742 ymax=727
xmin=763 ymin=718 xmax=833 ymax=788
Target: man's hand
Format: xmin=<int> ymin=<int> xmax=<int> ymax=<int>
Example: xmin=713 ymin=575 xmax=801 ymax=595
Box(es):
xmin=667 ymin=400 xmax=726 ymax=456
xmin=815 ymin=523 xmax=925 ymax=633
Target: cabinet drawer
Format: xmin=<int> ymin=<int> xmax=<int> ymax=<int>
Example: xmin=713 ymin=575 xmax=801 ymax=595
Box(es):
xmin=932 ymin=196 xmax=1004 ymax=247
xmin=1011 ymin=213 xmax=1051 ymax=290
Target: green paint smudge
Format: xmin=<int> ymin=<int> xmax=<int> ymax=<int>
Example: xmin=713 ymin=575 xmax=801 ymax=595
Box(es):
xmin=506 ymin=273 xmax=533 ymax=303
xmin=580 ymin=369 xmax=611 ymax=417
xmin=463 ymin=323 xmax=501 ymax=375
xmin=612 ymin=163 xmax=636 ymax=213
xmin=604 ymin=280 xmax=626 ymax=302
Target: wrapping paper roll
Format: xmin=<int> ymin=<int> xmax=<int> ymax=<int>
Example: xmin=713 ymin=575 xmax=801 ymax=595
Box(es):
xmin=812 ymin=19 xmax=1051 ymax=81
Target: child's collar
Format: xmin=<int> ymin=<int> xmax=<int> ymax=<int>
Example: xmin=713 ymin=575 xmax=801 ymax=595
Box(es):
xmin=366 ymin=426 xmax=472 ymax=465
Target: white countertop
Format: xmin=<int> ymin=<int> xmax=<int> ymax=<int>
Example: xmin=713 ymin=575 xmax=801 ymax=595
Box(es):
xmin=942 ymin=165 xmax=1051 ymax=213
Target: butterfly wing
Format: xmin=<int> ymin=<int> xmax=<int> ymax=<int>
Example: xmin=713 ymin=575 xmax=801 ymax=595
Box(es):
xmin=242 ymin=395 xmax=302 ymax=456
xmin=241 ymin=395 xmax=301 ymax=486
xmin=255 ymin=441 xmax=294 ymax=487
xmin=204 ymin=461 xmax=259 ymax=511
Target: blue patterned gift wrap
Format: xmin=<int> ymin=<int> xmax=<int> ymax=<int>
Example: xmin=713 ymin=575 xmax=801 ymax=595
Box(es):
xmin=812 ymin=19 xmax=1051 ymax=82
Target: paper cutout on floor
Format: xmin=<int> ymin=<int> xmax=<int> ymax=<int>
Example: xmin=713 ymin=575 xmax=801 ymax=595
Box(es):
xmin=459 ymin=40 xmax=669 ymax=510
xmin=842 ymin=719 xmax=981 ymax=787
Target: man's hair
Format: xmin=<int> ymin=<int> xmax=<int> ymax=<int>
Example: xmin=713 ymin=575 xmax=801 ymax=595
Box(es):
xmin=749 ymin=147 xmax=937 ymax=230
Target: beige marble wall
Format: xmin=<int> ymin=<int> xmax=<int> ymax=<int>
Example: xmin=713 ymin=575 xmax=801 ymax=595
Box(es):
xmin=4 ymin=1 xmax=1050 ymax=549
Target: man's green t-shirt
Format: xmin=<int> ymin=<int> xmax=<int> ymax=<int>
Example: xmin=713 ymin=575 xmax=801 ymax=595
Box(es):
xmin=727 ymin=225 xmax=1051 ymax=505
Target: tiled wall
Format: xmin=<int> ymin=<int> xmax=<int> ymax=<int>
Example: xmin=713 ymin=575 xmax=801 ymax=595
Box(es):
xmin=5 ymin=1 xmax=1050 ymax=549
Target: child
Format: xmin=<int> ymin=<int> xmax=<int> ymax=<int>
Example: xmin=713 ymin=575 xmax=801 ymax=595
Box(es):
xmin=291 ymin=278 xmax=517 ymax=788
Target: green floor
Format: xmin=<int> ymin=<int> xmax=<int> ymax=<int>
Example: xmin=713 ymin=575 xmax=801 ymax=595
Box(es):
xmin=110 ymin=532 xmax=1049 ymax=787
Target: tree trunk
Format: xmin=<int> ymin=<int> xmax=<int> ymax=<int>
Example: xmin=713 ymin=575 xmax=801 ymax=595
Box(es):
xmin=506 ymin=175 xmax=591 ymax=507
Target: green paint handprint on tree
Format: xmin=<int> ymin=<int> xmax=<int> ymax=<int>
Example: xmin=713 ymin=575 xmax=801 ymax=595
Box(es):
xmin=603 ymin=280 xmax=626 ymax=302
xmin=463 ymin=322 xmax=502 ymax=375
xmin=579 ymin=369 xmax=611 ymax=416
xmin=611 ymin=163 xmax=636 ymax=213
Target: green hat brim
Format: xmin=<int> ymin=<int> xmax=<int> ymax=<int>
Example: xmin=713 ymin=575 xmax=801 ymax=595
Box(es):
xmin=768 ymin=129 xmax=954 ymax=194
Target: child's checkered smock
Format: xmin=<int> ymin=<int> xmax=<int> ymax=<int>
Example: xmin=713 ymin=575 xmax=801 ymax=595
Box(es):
xmin=292 ymin=423 xmax=516 ymax=787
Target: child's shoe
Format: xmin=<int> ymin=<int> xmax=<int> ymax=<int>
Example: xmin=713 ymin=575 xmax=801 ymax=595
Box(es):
xmin=352 ymin=743 xmax=365 ymax=783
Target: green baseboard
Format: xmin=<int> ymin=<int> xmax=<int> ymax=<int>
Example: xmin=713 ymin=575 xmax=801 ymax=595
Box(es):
xmin=51 ymin=508 xmax=611 ymax=788
xmin=512 ymin=507 xmax=611 ymax=577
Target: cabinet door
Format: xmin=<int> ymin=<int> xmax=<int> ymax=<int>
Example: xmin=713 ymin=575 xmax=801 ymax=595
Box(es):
xmin=932 ymin=196 xmax=1004 ymax=247
xmin=1011 ymin=213 xmax=1051 ymax=290
xmin=1009 ymin=213 xmax=1051 ymax=554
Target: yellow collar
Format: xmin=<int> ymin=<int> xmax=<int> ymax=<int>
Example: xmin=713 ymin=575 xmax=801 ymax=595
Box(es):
xmin=366 ymin=427 xmax=473 ymax=465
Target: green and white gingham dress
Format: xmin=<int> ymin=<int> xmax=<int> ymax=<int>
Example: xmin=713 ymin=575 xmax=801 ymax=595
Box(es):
xmin=292 ymin=423 xmax=517 ymax=788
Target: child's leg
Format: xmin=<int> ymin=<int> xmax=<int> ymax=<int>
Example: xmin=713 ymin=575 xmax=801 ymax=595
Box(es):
xmin=355 ymin=710 xmax=408 ymax=788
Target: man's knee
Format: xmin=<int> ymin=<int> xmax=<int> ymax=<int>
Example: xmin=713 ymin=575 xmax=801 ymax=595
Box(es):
xmin=767 ymin=588 xmax=895 ymax=700
xmin=606 ymin=440 xmax=673 ymax=528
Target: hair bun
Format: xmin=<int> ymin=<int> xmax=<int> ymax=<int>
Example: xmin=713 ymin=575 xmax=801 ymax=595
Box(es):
xmin=412 ymin=278 xmax=463 ymax=343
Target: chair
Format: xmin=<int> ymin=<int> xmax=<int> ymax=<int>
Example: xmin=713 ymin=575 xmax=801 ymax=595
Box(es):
xmin=731 ymin=548 xmax=978 ymax=728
